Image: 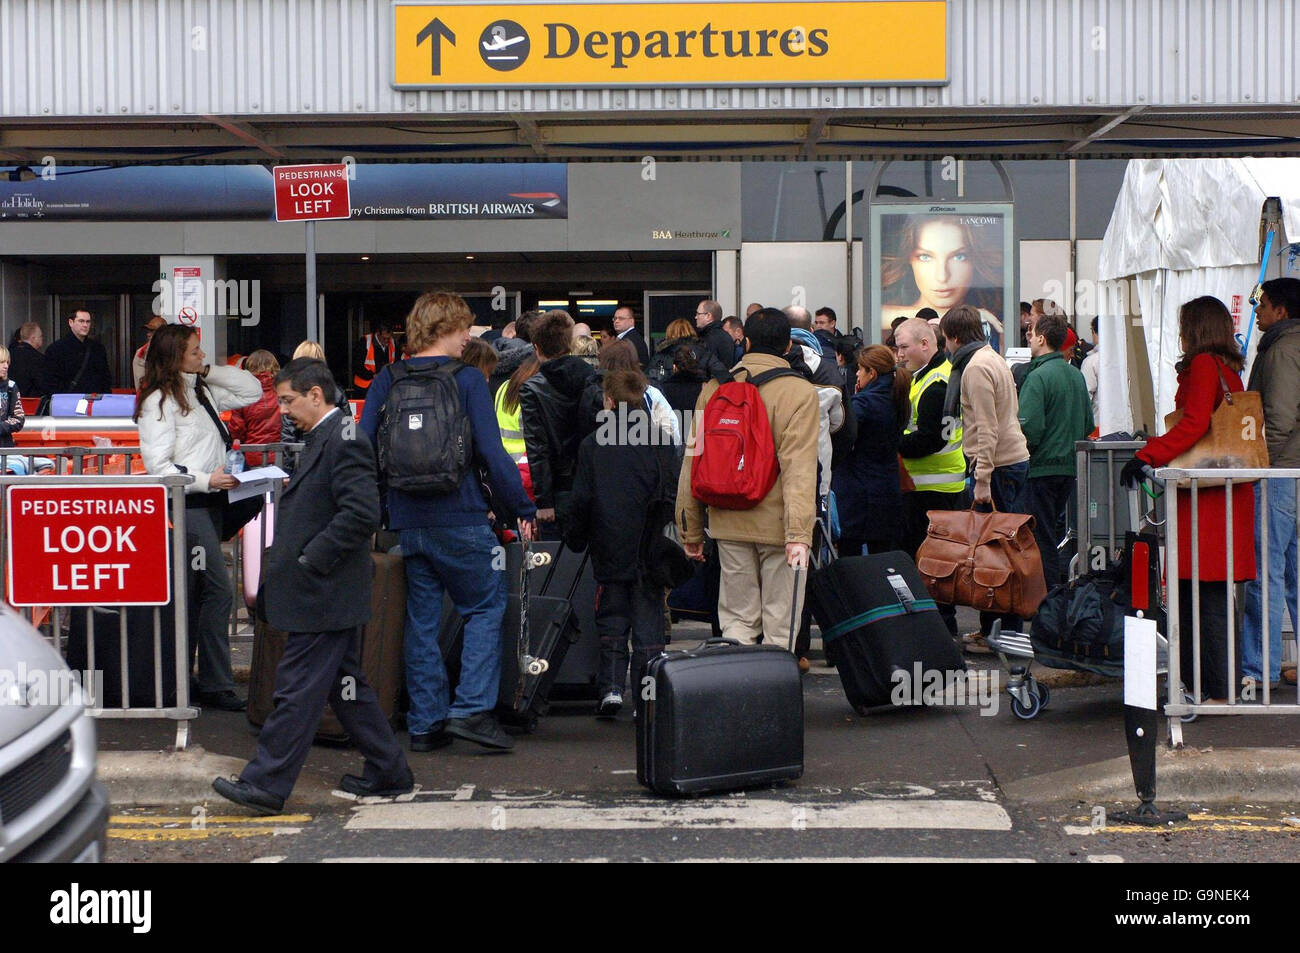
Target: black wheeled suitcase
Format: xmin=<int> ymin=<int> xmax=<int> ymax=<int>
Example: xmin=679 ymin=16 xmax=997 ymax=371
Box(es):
xmin=498 ymin=543 xmax=586 ymax=719
xmin=638 ymin=639 xmax=804 ymax=796
xmin=543 ymin=544 xmax=601 ymax=701
xmin=438 ymin=540 xmax=584 ymax=722
xmin=637 ymin=568 xmax=804 ymax=797
xmin=806 ymin=551 xmax=965 ymax=713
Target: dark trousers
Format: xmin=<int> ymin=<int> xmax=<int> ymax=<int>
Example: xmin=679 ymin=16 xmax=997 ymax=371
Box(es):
xmin=241 ymin=627 xmax=409 ymax=800
xmin=1178 ymin=580 xmax=1233 ymax=700
xmin=1027 ymin=474 xmax=1074 ymax=590
xmin=596 ymin=578 xmax=666 ymax=699
xmin=904 ymin=489 xmax=969 ymax=639
xmin=978 ymin=461 xmax=1030 ymax=637
xmin=185 ymin=505 xmax=235 ymax=694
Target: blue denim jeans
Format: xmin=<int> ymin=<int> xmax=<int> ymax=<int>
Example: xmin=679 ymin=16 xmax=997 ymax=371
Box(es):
xmin=1242 ymin=478 xmax=1299 ymax=682
xmin=400 ymin=524 xmax=506 ymax=733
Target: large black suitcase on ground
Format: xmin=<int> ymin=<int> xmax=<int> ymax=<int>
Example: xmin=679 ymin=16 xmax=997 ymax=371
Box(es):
xmin=65 ymin=604 xmax=177 ymax=709
xmin=638 ymin=637 xmax=803 ymax=796
xmin=807 ymin=551 xmax=965 ymax=713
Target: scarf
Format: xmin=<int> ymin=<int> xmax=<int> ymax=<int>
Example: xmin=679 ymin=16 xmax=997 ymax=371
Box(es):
xmin=941 ymin=341 xmax=986 ymax=424
xmin=1257 ymin=318 xmax=1300 ymax=357
xmin=789 ymin=328 xmax=822 ymax=355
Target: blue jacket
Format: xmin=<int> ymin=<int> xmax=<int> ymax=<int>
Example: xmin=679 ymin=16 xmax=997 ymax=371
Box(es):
xmin=830 ymin=372 xmax=902 ymax=540
xmin=359 ymin=356 xmax=536 ymax=531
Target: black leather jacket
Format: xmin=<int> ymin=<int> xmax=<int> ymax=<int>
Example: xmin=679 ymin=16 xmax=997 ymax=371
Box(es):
xmin=697 ymin=321 xmax=739 ymax=379
xmin=519 ymin=355 xmax=597 ymax=510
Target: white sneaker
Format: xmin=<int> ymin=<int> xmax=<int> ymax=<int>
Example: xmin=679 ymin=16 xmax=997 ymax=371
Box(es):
xmin=596 ymin=691 xmax=623 ymax=718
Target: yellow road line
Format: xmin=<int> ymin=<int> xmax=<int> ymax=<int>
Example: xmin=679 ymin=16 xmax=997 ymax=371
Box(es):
xmin=109 ymin=827 xmax=303 ymax=841
xmin=1072 ymin=814 xmax=1271 ymax=826
xmin=1099 ymin=823 xmax=1294 ymax=835
xmin=110 ymin=815 xmax=312 ymax=824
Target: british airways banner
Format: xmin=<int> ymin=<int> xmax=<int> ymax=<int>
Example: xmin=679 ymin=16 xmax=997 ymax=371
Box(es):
xmin=0 ymin=162 xmax=567 ymax=221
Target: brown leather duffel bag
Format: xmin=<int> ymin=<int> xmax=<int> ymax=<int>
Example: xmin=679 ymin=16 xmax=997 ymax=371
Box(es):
xmin=915 ymin=504 xmax=1048 ymax=618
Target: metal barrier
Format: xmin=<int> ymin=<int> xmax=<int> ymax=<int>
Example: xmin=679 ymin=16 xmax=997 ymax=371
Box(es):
xmin=0 ymin=444 xmax=148 ymax=476
xmin=0 ymin=472 xmax=197 ymax=750
xmin=1073 ymin=439 xmax=1166 ymax=576
xmin=1157 ymin=466 xmax=1300 ymax=747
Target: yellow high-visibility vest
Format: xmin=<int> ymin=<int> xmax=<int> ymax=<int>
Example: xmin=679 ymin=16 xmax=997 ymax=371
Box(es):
xmin=902 ymin=358 xmax=966 ymax=493
xmin=494 ymin=380 xmax=527 ymax=463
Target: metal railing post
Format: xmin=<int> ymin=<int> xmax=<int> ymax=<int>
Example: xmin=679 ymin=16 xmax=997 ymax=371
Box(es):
xmin=170 ymin=478 xmax=193 ymax=751
xmin=1165 ymin=475 xmax=1182 ymax=747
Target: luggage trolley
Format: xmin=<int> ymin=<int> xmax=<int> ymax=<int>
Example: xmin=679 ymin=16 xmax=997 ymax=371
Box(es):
xmin=986 ymin=479 xmax=1193 ymax=721
xmin=985 ymin=620 xmax=1192 ymax=722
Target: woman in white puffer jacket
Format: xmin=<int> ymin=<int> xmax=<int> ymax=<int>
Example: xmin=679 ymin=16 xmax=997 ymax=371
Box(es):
xmin=135 ymin=324 xmax=261 ymax=711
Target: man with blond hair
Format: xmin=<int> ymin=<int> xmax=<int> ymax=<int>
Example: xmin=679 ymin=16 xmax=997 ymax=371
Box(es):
xmin=361 ymin=291 xmax=537 ymax=753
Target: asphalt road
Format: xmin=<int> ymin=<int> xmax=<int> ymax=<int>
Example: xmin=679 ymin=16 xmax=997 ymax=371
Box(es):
xmin=96 ymin=629 xmax=1300 ymax=864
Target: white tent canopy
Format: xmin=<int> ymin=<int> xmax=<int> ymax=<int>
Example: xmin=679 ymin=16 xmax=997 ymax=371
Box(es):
xmin=1095 ymin=158 xmax=1300 ymax=435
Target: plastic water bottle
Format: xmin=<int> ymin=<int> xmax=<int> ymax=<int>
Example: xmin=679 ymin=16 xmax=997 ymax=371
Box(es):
xmin=226 ymin=440 xmax=245 ymax=475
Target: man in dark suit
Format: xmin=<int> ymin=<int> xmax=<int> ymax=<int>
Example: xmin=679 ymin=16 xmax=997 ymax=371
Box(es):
xmin=612 ymin=305 xmax=649 ymax=369
xmin=213 ymin=358 xmax=411 ymax=815
xmin=45 ymin=310 xmax=113 ymax=394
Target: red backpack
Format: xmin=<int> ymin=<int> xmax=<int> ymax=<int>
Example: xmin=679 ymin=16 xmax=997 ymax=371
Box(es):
xmin=691 ymin=367 xmax=804 ymax=509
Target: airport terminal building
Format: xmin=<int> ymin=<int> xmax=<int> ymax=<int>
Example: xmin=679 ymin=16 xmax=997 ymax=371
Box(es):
xmin=1 ymin=0 xmax=1296 ymax=409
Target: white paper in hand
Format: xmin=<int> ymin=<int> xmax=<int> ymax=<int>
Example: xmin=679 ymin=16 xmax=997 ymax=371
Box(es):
xmin=227 ymin=465 xmax=289 ymax=503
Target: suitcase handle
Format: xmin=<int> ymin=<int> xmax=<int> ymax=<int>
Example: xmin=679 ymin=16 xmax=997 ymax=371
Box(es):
xmin=702 ymin=637 xmax=741 ymax=647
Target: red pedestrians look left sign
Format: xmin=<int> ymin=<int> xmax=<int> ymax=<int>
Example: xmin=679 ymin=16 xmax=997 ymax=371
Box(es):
xmin=6 ymin=485 xmax=171 ymax=607
xmin=273 ymin=163 xmax=352 ymax=222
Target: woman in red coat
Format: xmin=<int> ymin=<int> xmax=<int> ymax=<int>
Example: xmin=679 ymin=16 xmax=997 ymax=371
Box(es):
xmin=227 ymin=350 xmax=283 ymax=467
xmin=1124 ymin=296 xmax=1255 ymax=701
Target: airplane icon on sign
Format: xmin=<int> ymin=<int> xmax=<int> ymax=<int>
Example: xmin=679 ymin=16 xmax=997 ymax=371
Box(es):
xmin=482 ymin=30 xmax=526 ymax=52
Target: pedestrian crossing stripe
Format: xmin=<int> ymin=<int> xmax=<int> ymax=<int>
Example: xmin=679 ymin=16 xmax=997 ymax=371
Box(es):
xmin=344 ymin=797 xmax=1013 ymax=832
xmin=310 ymin=856 xmax=1037 ymax=863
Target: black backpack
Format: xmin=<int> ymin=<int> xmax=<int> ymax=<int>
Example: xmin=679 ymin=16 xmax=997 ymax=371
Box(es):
xmin=378 ymin=360 xmax=473 ymax=495
xmin=647 ymin=347 xmax=675 ymax=384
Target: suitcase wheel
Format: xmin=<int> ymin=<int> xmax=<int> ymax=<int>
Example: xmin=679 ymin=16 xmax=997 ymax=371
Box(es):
xmin=1010 ymin=685 xmax=1044 ymax=720
xmin=524 ymin=657 xmax=549 ymax=676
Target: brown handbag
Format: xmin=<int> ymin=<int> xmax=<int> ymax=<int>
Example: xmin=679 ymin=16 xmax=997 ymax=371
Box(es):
xmin=1162 ymin=364 xmax=1269 ymax=486
xmin=915 ymin=503 xmax=1048 ymax=618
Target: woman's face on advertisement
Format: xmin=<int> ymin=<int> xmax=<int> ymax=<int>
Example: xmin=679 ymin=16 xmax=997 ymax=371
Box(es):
xmin=910 ymin=221 xmax=974 ymax=310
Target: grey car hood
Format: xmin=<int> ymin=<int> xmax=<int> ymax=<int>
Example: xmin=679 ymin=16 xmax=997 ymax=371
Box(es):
xmin=0 ymin=608 xmax=75 ymax=749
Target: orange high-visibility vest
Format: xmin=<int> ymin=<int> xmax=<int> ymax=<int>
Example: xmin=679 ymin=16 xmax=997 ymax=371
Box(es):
xmin=353 ymin=334 xmax=396 ymax=389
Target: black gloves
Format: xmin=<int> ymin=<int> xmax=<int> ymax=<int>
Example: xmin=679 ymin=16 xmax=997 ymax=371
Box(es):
xmin=1120 ymin=455 xmax=1153 ymax=488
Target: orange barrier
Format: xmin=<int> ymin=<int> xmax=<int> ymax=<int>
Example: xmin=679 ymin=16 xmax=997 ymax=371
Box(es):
xmin=14 ymin=428 xmax=139 ymax=449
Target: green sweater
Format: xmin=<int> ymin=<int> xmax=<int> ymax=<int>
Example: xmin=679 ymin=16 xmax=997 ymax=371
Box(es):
xmin=1017 ymin=351 xmax=1094 ymax=478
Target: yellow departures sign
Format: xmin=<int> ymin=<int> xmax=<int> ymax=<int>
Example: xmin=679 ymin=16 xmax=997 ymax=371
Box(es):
xmin=392 ymin=1 xmax=947 ymax=88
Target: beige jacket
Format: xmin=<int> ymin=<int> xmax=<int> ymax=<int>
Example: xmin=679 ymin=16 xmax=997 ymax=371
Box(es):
xmin=675 ymin=352 xmax=820 ymax=547
xmin=959 ymin=344 xmax=1029 ymax=485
